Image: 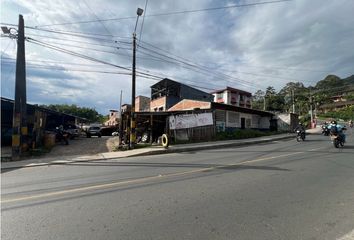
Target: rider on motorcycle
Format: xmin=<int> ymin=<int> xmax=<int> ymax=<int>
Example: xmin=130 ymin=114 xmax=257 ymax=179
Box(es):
xmin=328 ymin=120 xmax=346 ymax=143
xmin=294 ymin=122 xmax=306 ymax=139
xmin=294 ymin=122 xmax=305 ymax=133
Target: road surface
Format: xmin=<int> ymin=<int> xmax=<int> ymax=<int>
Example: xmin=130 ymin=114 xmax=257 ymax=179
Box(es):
xmin=2 ymin=130 xmax=354 ymax=240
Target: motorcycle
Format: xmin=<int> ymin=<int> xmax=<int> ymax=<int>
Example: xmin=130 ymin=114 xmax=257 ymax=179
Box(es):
xmin=321 ymin=124 xmax=330 ymax=136
xmin=330 ymin=133 xmax=344 ymax=148
xmin=330 ymin=126 xmax=346 ymax=148
xmin=296 ymin=130 xmax=305 ymax=142
xmin=55 ymin=127 xmax=69 ymax=145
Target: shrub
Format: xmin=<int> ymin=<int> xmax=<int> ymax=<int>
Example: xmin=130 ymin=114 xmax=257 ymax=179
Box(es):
xmin=215 ymin=129 xmax=272 ymax=141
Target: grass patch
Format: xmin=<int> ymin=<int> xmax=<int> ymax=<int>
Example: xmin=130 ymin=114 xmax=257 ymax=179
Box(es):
xmin=214 ymin=129 xmax=280 ymax=141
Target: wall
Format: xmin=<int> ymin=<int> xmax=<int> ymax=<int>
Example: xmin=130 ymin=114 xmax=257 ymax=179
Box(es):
xmin=259 ymin=117 xmax=271 ymax=129
xmin=216 ymin=109 xmax=270 ymax=130
xmin=180 ymin=85 xmax=214 ymax=102
xmin=135 ymin=96 xmax=151 ymax=112
xmin=276 ymin=113 xmax=298 ymax=131
xmin=168 ymin=100 xmax=211 ymax=111
xmin=150 ymin=96 xmax=166 ymax=111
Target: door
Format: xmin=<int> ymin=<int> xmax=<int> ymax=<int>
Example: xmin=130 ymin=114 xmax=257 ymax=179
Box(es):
xmin=241 ymin=117 xmax=245 ymax=129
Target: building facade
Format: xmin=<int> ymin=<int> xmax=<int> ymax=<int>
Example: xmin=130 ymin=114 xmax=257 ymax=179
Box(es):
xmin=105 ymin=110 xmax=119 ymax=126
xmin=211 ymin=87 xmax=252 ymax=108
xmin=135 ymin=95 xmax=151 ymax=112
xmin=150 ymin=78 xmax=214 ymax=112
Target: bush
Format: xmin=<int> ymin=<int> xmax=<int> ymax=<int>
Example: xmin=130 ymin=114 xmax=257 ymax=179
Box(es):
xmin=319 ymin=105 xmax=354 ymax=121
xmin=215 ymin=129 xmax=272 ymax=141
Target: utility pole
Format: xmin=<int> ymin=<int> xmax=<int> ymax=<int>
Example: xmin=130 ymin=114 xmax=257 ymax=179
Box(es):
xmin=12 ymin=15 xmax=28 ymax=160
xmin=130 ymin=8 xmax=144 ymax=149
xmin=310 ymin=95 xmax=314 ymax=128
xmin=130 ymin=31 xmax=137 ymax=149
xmin=263 ymin=96 xmax=266 ymax=111
xmin=119 ymin=90 xmax=123 ymax=146
xmin=292 ymin=89 xmax=295 ymax=113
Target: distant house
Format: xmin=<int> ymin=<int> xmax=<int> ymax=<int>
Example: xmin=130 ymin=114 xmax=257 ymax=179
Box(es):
xmin=135 ymin=95 xmax=151 ymax=112
xmin=105 ymin=110 xmax=118 ymax=126
xmin=150 ymin=78 xmax=214 ymax=112
xmin=318 ymin=93 xmax=354 ymax=113
xmin=210 ymin=86 xmax=252 ymax=108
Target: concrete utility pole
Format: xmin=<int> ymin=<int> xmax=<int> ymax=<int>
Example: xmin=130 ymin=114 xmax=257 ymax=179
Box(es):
xmin=292 ymin=89 xmax=295 ymax=113
xmin=12 ymin=14 xmax=28 ymax=160
xmin=263 ymin=96 xmax=266 ymax=111
xmin=310 ymin=95 xmax=314 ymax=128
xmin=130 ymin=8 xmax=144 ymax=149
xmin=119 ymin=90 xmax=123 ymax=146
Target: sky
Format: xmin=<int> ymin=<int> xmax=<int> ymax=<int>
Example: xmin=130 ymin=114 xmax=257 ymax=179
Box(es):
xmin=1 ymin=0 xmax=354 ymax=114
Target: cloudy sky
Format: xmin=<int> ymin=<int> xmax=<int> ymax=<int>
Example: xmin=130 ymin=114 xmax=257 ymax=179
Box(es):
xmin=1 ymin=0 xmax=354 ymax=114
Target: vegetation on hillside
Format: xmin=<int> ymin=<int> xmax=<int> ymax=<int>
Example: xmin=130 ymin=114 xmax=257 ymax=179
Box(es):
xmin=252 ymin=74 xmax=354 ymax=120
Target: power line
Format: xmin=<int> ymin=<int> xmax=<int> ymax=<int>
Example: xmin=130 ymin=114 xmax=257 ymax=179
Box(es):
xmin=1 ymin=61 xmax=133 ymax=75
xmin=33 ymin=0 xmax=292 ymax=27
xmin=138 ymin=0 xmax=149 ymax=45
xmin=1 ymin=22 xmax=131 ymax=39
xmin=26 ymin=37 xmax=132 ymax=71
xmin=24 ymin=26 xmax=132 ymax=44
xmin=25 ymin=33 xmax=124 ymax=49
xmin=1 ymin=56 xmax=124 ymax=68
xmin=137 ymin=44 xmax=261 ymax=89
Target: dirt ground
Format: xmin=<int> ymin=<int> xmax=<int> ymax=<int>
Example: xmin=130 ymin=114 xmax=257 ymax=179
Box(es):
xmin=1 ymin=135 xmax=120 ymax=160
xmin=48 ymin=135 xmax=120 ymax=157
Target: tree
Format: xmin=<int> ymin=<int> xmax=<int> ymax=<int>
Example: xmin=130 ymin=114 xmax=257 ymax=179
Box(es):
xmin=41 ymin=104 xmax=105 ymax=123
xmin=279 ymin=82 xmax=309 ymax=114
xmin=252 ymin=90 xmax=265 ymax=110
xmin=264 ymin=86 xmax=284 ymax=112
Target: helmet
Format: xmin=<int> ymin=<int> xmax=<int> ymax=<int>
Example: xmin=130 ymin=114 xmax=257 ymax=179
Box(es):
xmin=299 ymin=122 xmax=303 ymax=126
xmin=331 ymin=120 xmax=337 ymax=125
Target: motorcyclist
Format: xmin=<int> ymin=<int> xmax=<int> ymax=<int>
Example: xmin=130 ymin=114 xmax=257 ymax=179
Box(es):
xmin=294 ymin=122 xmax=306 ymax=139
xmin=349 ymin=120 xmax=353 ymax=128
xmin=294 ymin=122 xmax=305 ymax=133
xmin=328 ymin=120 xmax=346 ymax=143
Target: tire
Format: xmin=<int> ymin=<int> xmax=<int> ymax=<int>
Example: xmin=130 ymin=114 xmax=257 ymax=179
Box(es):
xmin=98 ymin=134 xmax=102 ymax=138
xmin=296 ymin=135 xmax=301 ymax=142
xmin=162 ymin=134 xmax=169 ymax=148
xmin=333 ymin=139 xmax=339 ymax=148
xmin=87 ymin=134 xmax=91 ymax=138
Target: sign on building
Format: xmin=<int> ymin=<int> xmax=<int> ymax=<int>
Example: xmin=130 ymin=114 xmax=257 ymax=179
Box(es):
xmin=169 ymin=112 xmax=213 ymax=130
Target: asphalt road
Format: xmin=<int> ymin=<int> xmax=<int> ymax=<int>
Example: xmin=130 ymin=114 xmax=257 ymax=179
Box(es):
xmin=2 ymin=130 xmax=354 ymax=240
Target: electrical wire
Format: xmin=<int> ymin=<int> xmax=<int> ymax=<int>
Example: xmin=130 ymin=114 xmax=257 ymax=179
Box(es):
xmin=26 ymin=37 xmax=132 ymax=71
xmin=33 ymin=0 xmax=292 ymax=27
xmin=25 ymin=33 xmax=125 ymax=49
xmin=138 ymin=0 xmax=149 ymax=45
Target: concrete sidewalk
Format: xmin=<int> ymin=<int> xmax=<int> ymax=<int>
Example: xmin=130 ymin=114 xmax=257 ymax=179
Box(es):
xmin=1 ymin=128 xmax=321 ymax=170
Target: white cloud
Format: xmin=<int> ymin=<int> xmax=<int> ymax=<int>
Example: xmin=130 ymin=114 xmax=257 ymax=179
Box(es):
xmin=1 ymin=0 xmax=354 ymax=114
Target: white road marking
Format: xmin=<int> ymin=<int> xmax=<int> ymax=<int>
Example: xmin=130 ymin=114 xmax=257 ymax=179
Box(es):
xmin=337 ymin=229 xmax=354 ymax=240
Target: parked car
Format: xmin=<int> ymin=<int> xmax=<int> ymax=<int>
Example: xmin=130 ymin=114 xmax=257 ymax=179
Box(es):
xmin=86 ymin=126 xmax=102 ymax=138
xmin=64 ymin=124 xmax=80 ymax=139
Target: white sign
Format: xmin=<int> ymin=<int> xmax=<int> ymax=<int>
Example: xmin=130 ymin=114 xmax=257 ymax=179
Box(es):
xmin=169 ymin=113 xmax=213 ymax=130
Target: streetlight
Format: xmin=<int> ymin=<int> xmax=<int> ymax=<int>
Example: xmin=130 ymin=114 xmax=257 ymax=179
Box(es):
xmin=130 ymin=7 xmax=144 ymax=149
xmin=1 ymin=26 xmax=18 ymax=39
